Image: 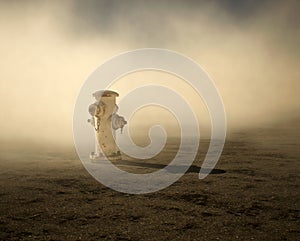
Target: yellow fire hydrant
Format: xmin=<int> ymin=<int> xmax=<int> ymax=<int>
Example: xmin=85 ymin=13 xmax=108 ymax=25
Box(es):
xmin=88 ymin=90 xmax=127 ymax=161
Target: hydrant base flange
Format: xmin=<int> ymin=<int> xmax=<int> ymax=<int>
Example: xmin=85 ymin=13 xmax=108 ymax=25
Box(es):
xmin=89 ymin=151 xmax=122 ymax=162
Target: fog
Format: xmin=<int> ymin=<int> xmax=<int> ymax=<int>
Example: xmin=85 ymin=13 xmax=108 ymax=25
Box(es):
xmin=0 ymin=0 xmax=299 ymax=146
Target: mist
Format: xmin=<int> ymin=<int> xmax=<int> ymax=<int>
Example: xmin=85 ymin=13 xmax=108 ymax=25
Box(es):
xmin=0 ymin=0 xmax=299 ymax=146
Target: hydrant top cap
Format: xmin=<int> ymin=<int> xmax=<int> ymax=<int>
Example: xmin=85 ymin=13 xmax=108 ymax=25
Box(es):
xmin=93 ymin=90 xmax=119 ymax=98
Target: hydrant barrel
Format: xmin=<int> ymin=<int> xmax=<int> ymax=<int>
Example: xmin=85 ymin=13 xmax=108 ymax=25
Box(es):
xmin=88 ymin=90 xmax=126 ymax=161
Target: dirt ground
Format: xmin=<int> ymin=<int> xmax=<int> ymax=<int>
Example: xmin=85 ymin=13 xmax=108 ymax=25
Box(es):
xmin=0 ymin=127 xmax=299 ymax=240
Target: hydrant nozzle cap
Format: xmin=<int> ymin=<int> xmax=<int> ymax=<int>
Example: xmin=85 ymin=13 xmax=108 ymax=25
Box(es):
xmin=93 ymin=90 xmax=119 ymax=100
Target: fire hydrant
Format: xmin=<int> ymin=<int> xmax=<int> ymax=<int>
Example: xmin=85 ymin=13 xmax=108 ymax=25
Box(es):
xmin=88 ymin=90 xmax=127 ymax=161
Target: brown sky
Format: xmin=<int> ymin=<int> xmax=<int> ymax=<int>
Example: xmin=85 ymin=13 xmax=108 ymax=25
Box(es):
xmin=0 ymin=0 xmax=299 ymax=146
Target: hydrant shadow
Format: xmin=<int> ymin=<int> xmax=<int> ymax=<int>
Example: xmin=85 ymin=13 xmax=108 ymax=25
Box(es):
xmin=115 ymin=160 xmax=226 ymax=174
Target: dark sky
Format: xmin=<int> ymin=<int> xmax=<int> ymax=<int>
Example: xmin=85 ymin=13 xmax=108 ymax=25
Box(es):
xmin=66 ymin=0 xmax=298 ymax=42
